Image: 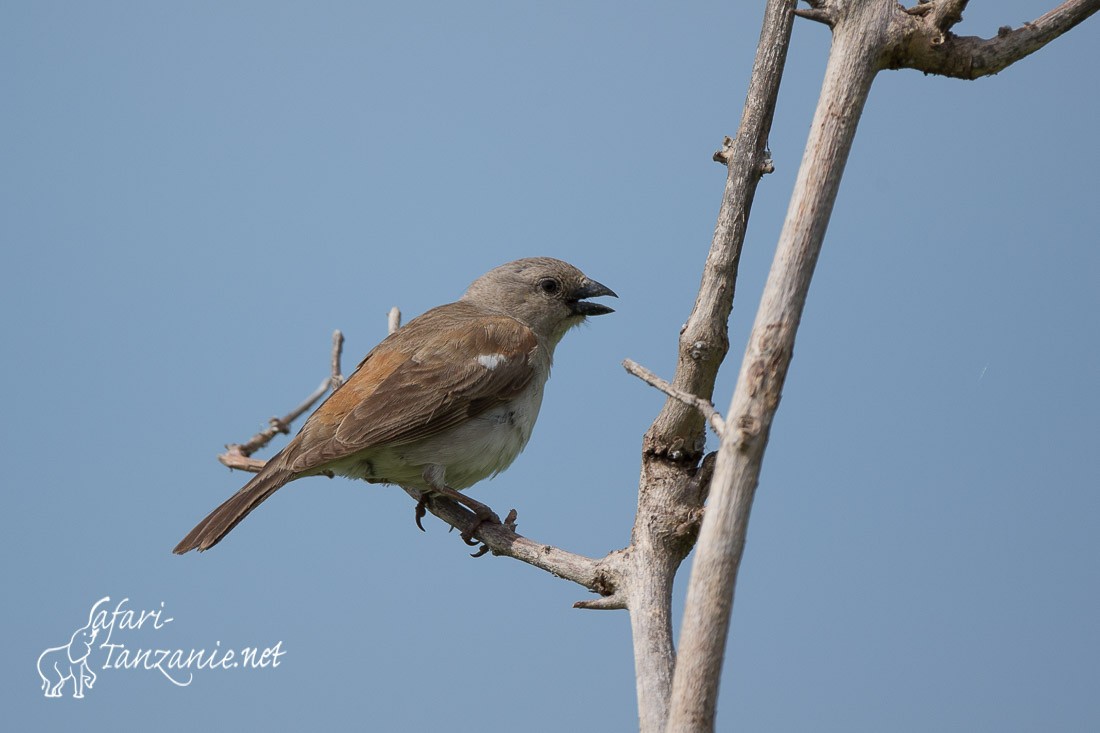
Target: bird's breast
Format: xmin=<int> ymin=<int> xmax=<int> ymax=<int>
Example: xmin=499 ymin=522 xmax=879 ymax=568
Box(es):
xmin=331 ymin=381 xmax=547 ymax=491
xmin=423 ymin=381 xmax=546 ymax=489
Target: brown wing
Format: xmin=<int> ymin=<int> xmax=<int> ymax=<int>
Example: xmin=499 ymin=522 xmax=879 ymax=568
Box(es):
xmin=285 ymin=303 xmax=539 ymax=471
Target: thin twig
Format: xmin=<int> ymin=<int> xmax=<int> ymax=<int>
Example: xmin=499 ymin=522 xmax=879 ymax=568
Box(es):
xmin=330 ymin=330 xmax=345 ymax=388
xmin=574 ymin=593 xmax=628 ymax=611
xmin=217 ymin=331 xmax=346 ymax=471
xmin=793 ymin=7 xmax=835 ymax=26
xmin=217 ymin=376 xmax=331 ymax=472
xmin=623 ymin=359 xmax=726 ymax=437
xmin=216 ymin=451 xmax=268 ymax=473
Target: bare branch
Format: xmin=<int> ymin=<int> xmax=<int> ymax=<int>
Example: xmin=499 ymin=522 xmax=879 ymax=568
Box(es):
xmin=330 ymin=330 xmax=345 ymax=388
xmin=216 ymin=449 xmax=268 ymax=473
xmin=626 ymin=3 xmax=799 ymax=731
xmin=643 ymin=0 xmax=797 ymax=462
xmin=398 ymin=486 xmax=618 ymax=597
xmin=668 ymin=1 xmax=1097 ymax=729
xmin=891 ymin=0 xmax=1099 ymax=79
xmin=216 ymin=375 xmax=330 ymax=471
xmin=623 ymin=359 xmax=726 ymax=437
xmin=668 ymin=0 xmax=888 ymax=728
xmin=216 ymin=331 xmax=348 ymax=471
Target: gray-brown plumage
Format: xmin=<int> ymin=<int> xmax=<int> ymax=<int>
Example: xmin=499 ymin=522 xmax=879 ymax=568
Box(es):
xmin=173 ymin=257 xmax=615 ymax=554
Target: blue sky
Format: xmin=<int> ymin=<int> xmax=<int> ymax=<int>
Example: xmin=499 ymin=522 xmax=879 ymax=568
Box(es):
xmin=3 ymin=2 xmax=1097 ymax=731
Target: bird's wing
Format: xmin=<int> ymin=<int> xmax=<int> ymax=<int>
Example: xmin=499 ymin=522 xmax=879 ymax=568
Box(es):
xmin=285 ymin=309 xmax=539 ymax=471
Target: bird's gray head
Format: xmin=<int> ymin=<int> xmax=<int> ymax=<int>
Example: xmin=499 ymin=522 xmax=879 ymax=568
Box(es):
xmin=462 ymin=257 xmax=616 ymax=343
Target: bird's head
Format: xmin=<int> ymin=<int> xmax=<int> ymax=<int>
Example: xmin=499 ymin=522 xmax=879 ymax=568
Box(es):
xmin=462 ymin=257 xmax=617 ymax=344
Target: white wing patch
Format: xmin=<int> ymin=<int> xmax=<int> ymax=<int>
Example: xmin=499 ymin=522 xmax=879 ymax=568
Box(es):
xmin=477 ymin=353 xmax=508 ymax=370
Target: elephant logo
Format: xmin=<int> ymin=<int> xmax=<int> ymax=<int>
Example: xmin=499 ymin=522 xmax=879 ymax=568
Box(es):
xmin=37 ymin=602 xmax=103 ymax=699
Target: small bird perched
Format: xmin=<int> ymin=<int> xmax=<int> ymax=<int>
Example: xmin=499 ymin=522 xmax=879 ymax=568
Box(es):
xmin=173 ymin=257 xmax=615 ymax=554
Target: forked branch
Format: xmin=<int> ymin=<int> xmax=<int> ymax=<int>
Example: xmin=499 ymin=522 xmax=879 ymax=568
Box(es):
xmin=666 ymin=1 xmax=1098 ymax=731
xmin=892 ymin=0 xmax=1099 ymax=79
xmin=217 ymin=330 xmax=346 ymax=472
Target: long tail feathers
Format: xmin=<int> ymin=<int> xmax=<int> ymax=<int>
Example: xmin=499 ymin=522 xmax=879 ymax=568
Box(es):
xmin=173 ymin=457 xmax=296 ymax=554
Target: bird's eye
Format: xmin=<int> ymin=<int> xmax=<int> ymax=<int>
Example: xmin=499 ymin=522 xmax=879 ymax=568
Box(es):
xmin=538 ymin=278 xmax=561 ymax=295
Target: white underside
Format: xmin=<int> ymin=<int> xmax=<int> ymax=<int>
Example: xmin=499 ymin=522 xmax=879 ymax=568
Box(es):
xmin=326 ymin=380 xmax=546 ymax=491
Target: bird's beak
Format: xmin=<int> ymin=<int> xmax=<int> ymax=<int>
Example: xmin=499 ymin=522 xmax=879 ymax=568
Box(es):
xmin=569 ymin=278 xmax=617 ymax=316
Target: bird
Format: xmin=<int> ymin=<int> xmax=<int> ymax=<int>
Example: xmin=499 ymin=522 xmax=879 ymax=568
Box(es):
xmin=173 ymin=257 xmax=616 ymax=554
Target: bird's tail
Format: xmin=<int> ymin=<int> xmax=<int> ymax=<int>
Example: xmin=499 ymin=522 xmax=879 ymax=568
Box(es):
xmin=173 ymin=455 xmax=296 ymax=554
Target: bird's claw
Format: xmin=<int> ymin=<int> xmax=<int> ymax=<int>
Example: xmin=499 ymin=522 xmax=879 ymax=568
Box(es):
xmin=468 ymin=508 xmax=518 ymax=557
xmin=459 ymin=508 xmax=501 ymax=546
xmin=414 ymin=495 xmax=428 ymax=532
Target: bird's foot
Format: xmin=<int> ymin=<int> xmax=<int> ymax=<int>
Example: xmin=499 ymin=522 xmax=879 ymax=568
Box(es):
xmin=469 ymin=509 xmax=518 ymax=558
xmin=460 ymin=506 xmax=501 ymax=546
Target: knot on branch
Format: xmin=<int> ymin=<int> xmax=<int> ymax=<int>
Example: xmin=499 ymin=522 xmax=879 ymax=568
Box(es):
xmin=574 ymin=550 xmax=628 ymax=610
xmin=760 ymin=151 xmax=775 ymax=176
xmin=713 ymin=135 xmax=735 ymax=165
xmin=642 ymin=433 xmax=706 ymax=463
xmin=897 ymin=0 xmax=967 ymax=51
xmin=269 ymin=416 xmax=291 ymax=435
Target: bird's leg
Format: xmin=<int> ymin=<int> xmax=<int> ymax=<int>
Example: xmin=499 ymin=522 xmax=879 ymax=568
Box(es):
xmin=421 ymin=466 xmax=501 ymax=545
xmin=434 ymin=484 xmax=501 ymax=545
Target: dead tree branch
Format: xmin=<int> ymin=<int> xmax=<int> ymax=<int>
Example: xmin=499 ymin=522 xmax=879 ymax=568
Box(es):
xmin=890 ymin=0 xmax=1099 ymax=79
xmin=668 ymin=6 xmax=883 ymax=727
xmin=616 ymin=3 xmax=801 ymax=731
xmin=623 ymin=359 xmax=726 ymax=438
xmin=217 ymin=330 xmax=346 ymax=472
xmin=666 ymin=1 xmax=1097 ymax=731
xmin=397 ymin=486 xmax=619 ymax=599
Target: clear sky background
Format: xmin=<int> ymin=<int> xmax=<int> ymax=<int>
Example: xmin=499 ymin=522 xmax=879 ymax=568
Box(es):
xmin=3 ymin=2 xmax=1097 ymax=731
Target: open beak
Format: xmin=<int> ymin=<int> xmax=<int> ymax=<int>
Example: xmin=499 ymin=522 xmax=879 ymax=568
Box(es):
xmin=569 ymin=278 xmax=617 ymax=316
